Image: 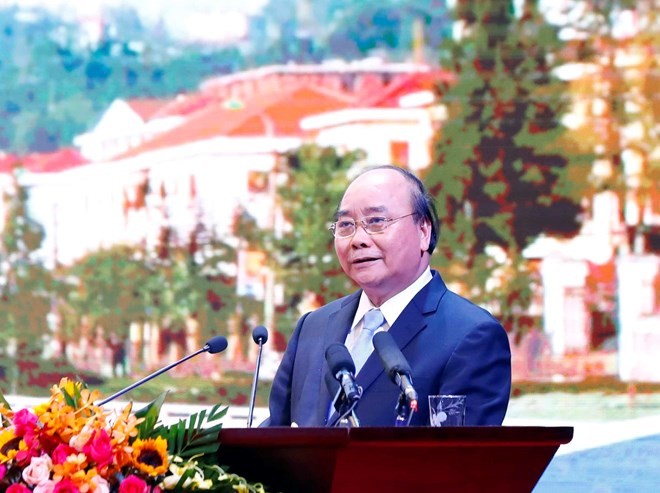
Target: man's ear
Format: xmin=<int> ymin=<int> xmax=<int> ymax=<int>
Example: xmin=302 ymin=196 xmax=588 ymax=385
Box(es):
xmin=419 ymin=219 xmax=432 ymax=253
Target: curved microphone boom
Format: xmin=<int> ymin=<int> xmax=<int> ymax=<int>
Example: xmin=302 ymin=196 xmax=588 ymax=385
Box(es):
xmin=97 ymin=335 xmax=228 ymax=406
xmin=373 ymin=331 xmax=419 ymax=412
xmin=247 ymin=325 xmax=268 ymax=427
xmin=325 ymin=343 xmax=362 ymax=427
xmin=325 ymin=343 xmax=361 ymax=403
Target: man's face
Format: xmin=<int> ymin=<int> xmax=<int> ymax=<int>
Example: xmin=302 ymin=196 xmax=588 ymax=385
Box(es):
xmin=334 ymin=169 xmax=431 ymax=306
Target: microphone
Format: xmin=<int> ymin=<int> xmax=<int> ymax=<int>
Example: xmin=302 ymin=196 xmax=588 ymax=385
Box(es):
xmin=325 ymin=369 xmax=341 ymax=409
xmin=325 ymin=343 xmax=360 ymax=404
xmin=373 ymin=332 xmax=419 ymax=412
xmin=97 ymin=335 xmax=228 ymax=406
xmin=247 ymin=325 xmax=268 ymax=427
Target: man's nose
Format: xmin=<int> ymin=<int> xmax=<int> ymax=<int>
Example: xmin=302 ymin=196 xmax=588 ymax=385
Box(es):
xmin=350 ymin=223 xmax=372 ymax=245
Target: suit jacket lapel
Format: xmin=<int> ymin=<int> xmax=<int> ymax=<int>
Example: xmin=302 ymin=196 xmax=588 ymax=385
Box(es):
xmin=316 ymin=291 xmax=361 ymax=424
xmin=355 ymin=272 xmax=447 ymax=393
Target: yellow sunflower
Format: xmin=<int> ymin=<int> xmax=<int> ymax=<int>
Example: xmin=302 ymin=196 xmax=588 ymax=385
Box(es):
xmin=0 ymin=429 xmax=25 ymax=463
xmin=131 ymin=437 xmax=169 ymax=476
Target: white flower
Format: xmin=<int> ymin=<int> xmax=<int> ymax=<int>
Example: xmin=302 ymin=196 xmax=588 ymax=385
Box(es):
xmin=33 ymin=480 xmax=56 ymax=493
xmin=69 ymin=423 xmax=95 ymax=451
xmin=91 ymin=475 xmax=111 ymax=493
xmin=22 ymin=455 xmax=53 ymax=486
xmin=160 ymin=456 xmax=213 ymax=490
xmin=161 ymin=474 xmax=182 ymax=490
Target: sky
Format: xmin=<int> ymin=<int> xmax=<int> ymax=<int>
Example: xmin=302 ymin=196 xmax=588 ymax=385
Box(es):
xmin=0 ymin=0 xmax=270 ymax=42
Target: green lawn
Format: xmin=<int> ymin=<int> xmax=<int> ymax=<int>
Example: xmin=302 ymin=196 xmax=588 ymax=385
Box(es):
xmin=508 ymin=390 xmax=660 ymax=421
xmin=85 ymin=371 xmax=272 ymax=408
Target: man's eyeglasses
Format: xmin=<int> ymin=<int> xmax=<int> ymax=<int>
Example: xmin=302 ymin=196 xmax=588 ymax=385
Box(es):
xmin=328 ymin=213 xmax=417 ymax=238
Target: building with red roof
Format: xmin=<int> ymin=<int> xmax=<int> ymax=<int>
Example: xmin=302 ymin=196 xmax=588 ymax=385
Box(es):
xmin=7 ymin=61 xmax=449 ymax=272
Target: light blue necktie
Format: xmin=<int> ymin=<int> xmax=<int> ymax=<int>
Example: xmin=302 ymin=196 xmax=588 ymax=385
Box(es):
xmin=351 ymin=309 xmax=384 ymax=373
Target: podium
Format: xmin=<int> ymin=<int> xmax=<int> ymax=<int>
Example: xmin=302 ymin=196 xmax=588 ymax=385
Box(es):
xmin=217 ymin=426 xmax=573 ymax=493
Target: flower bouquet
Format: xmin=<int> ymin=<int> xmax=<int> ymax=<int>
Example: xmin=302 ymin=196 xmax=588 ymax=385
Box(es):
xmin=0 ymin=378 xmax=268 ymax=492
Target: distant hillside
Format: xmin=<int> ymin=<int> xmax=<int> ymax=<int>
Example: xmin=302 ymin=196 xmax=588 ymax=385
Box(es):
xmin=0 ymin=0 xmax=450 ymax=154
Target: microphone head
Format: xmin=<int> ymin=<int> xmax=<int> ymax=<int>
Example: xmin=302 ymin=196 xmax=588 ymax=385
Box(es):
xmin=252 ymin=325 xmax=269 ymax=344
xmin=205 ymin=335 xmax=229 ymax=354
xmin=325 ymin=342 xmax=356 ymax=377
xmin=372 ymin=331 xmax=412 ymax=380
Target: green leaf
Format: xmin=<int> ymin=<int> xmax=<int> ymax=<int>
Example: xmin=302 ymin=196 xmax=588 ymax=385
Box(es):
xmin=164 ymin=404 xmax=226 ymax=460
xmin=134 ymin=391 xmax=168 ymax=439
xmin=483 ymin=182 xmax=508 ymax=199
xmin=0 ymin=389 xmax=12 ymax=412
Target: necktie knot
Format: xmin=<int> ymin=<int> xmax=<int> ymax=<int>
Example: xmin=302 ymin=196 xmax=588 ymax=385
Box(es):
xmin=363 ymin=309 xmax=384 ymax=334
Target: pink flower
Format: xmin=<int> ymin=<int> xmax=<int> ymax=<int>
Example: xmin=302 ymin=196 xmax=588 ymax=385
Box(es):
xmin=52 ymin=478 xmax=80 ymax=493
xmin=0 ymin=464 xmax=6 ymax=480
xmin=118 ymin=475 xmax=149 ymax=493
xmin=51 ymin=444 xmax=77 ymax=465
xmin=13 ymin=409 xmax=39 ymax=436
xmin=34 ymin=481 xmax=56 ymax=493
xmin=83 ymin=429 xmax=113 ymax=468
xmin=15 ymin=433 xmax=41 ymax=466
xmin=7 ymin=484 xmax=31 ymax=493
xmin=22 ymin=454 xmax=53 ymax=486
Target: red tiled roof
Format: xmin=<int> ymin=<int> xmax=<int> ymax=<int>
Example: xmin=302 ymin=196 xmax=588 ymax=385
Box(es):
xmin=1 ymin=149 xmax=87 ymax=174
xmin=117 ymin=85 xmax=355 ymax=158
xmin=229 ymin=85 xmax=355 ymax=136
xmin=0 ymin=153 xmax=20 ymax=174
xmin=359 ymin=69 xmax=455 ymax=108
xmin=151 ymin=92 xmax=219 ymax=119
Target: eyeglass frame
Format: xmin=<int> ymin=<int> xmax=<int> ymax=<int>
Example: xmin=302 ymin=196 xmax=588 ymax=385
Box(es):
xmin=328 ymin=212 xmax=418 ymax=238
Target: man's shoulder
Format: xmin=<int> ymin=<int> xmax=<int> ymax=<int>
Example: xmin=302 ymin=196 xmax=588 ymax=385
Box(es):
xmin=297 ymin=291 xmax=360 ymax=325
xmin=428 ymin=270 xmax=501 ymax=325
xmin=313 ymin=290 xmax=360 ymax=314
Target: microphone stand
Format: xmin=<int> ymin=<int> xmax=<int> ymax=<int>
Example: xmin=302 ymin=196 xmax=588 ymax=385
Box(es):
xmin=247 ymin=337 xmax=265 ymax=428
xmin=98 ymin=346 xmax=211 ymax=406
xmin=329 ymin=386 xmax=362 ymax=428
xmin=394 ymin=392 xmax=414 ymax=427
xmin=97 ymin=336 xmax=227 ymax=406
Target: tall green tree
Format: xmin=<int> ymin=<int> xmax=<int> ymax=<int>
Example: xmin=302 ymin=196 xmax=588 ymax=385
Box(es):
xmin=426 ymin=0 xmax=585 ymax=330
xmin=65 ymin=245 xmax=152 ymax=336
xmin=145 ymin=217 xmax=239 ymax=342
xmin=0 ymin=170 xmax=52 ymax=351
xmin=553 ymin=0 xmax=659 ymax=252
xmin=270 ymin=144 xmax=362 ymax=336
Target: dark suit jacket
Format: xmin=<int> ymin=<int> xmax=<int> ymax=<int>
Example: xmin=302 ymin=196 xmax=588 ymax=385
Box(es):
xmin=265 ymin=270 xmax=511 ymax=427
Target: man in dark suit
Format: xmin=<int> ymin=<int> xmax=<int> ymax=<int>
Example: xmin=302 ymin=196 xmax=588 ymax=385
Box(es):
xmin=265 ymin=165 xmax=511 ymax=427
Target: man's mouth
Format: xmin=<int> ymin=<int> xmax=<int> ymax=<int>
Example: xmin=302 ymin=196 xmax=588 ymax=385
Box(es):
xmin=352 ymin=257 xmax=379 ymax=264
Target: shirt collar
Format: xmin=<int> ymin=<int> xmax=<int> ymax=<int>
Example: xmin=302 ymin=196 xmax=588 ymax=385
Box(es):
xmin=351 ymin=267 xmax=433 ymax=330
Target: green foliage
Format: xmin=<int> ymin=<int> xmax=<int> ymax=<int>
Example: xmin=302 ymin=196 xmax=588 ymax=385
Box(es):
xmin=426 ymin=0 xmax=587 ymax=328
xmin=512 ymin=376 xmax=660 ymax=397
xmin=0 ymin=171 xmax=54 ymax=347
xmin=0 ymin=349 xmax=104 ymax=397
xmin=65 ymin=245 xmax=153 ymax=335
xmin=158 ymin=403 xmax=227 ymax=460
xmin=134 ymin=391 xmax=169 ymax=439
xmin=551 ymin=0 xmax=659 ymax=251
xmin=62 ymin=220 xmax=240 ymax=343
xmin=0 ymin=6 xmax=244 ymax=153
xmin=272 ymin=144 xmax=362 ymax=333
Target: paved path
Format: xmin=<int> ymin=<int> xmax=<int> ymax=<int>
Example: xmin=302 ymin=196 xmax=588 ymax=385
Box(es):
xmin=534 ymin=433 xmax=660 ymax=492
xmin=504 ymin=416 xmax=660 ymax=492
